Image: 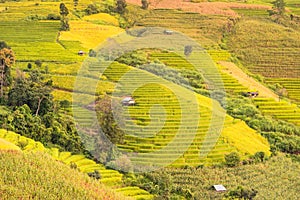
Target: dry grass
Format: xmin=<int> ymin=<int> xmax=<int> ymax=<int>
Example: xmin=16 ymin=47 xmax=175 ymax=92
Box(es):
xmin=219 ymin=61 xmax=279 ymax=100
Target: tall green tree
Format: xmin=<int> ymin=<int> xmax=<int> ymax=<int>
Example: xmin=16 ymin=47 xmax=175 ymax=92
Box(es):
xmin=73 ymin=0 xmax=79 ymax=10
xmin=0 ymin=47 xmax=15 ymax=99
xmin=59 ymin=3 xmax=70 ymax=31
xmin=96 ymin=95 xmax=125 ymax=144
xmin=141 ymin=0 xmax=149 ymax=10
xmin=272 ymin=0 xmax=286 ymax=15
xmin=116 ymin=0 xmax=127 ymax=14
xmin=8 ymin=70 xmax=53 ymax=116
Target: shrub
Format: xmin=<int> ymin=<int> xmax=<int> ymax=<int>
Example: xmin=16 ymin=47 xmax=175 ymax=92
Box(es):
xmin=88 ymin=49 xmax=97 ymax=57
xmin=226 ymin=186 xmax=258 ymax=200
xmin=34 ymin=60 xmax=42 ymax=67
xmin=115 ymin=0 xmax=127 ymax=14
xmin=87 ymin=170 xmax=101 ymax=180
xmin=47 ymin=13 xmax=61 ymax=20
xmin=225 ymin=152 xmax=240 ymax=167
xmin=27 ymin=63 xmax=32 ymax=69
xmin=85 ymin=4 xmax=100 ymax=15
xmin=141 ymin=0 xmax=149 ymax=10
xmin=253 ymin=151 xmax=267 ymax=163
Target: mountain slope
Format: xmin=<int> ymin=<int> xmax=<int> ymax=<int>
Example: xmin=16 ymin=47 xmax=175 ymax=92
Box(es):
xmin=0 ymin=150 xmax=128 ymax=200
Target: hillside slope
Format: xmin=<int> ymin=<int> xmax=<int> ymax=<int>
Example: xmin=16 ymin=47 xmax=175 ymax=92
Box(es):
xmin=0 ymin=130 xmax=154 ymax=200
xmin=74 ymin=56 xmax=270 ymax=168
xmin=219 ymin=61 xmax=279 ymax=99
xmin=0 ymin=150 xmax=128 ymax=200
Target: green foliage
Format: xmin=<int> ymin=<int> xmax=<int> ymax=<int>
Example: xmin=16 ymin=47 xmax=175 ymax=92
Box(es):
xmin=262 ymin=132 xmax=300 ymax=154
xmin=46 ymin=13 xmax=61 ymax=20
xmin=59 ymin=3 xmax=70 ymax=31
xmin=88 ymin=170 xmax=102 ymax=180
xmin=132 ymin=154 xmax=300 ymax=199
xmin=96 ymin=95 xmax=125 ymax=144
xmin=115 ymin=0 xmax=127 ymax=14
xmin=59 ymin=3 xmax=69 ymax=16
xmin=116 ymin=51 xmax=207 ymax=95
xmin=141 ymin=0 xmax=149 ymax=10
xmin=225 ymin=97 xmax=300 ymax=136
xmin=116 ymin=50 xmax=148 ymax=67
xmin=1 ymin=104 xmax=85 ymax=153
xmin=271 ymin=0 xmax=286 ymax=16
xmin=225 ymin=152 xmax=240 ymax=167
xmin=74 ymin=0 xmax=79 ymax=10
xmin=8 ymin=70 xmax=53 ymax=116
xmin=0 ymin=47 xmax=15 ymax=99
xmin=88 ymin=49 xmax=97 ymax=57
xmin=34 ymin=59 xmax=42 ymax=67
xmin=224 ymin=96 xmax=300 ymax=158
xmin=60 ymin=18 xmax=70 ymax=31
xmin=226 ymin=186 xmax=258 ymax=200
xmin=253 ymin=151 xmax=267 ymax=163
xmin=0 ymin=41 xmax=9 ymax=49
xmin=85 ymin=3 xmax=100 ymax=15
xmin=126 ymin=171 xmax=185 ymax=199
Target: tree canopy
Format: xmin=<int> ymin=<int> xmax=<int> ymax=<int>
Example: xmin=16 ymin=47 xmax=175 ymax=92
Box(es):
xmin=0 ymin=47 xmax=15 ymax=99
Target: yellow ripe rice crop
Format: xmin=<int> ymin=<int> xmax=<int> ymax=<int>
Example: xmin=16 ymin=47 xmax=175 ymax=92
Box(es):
xmin=83 ymin=13 xmax=119 ymax=26
xmin=59 ymin=21 xmax=123 ymax=49
xmin=52 ymin=89 xmax=95 ymax=105
xmin=0 ymin=138 xmax=21 ymax=151
xmin=222 ymin=120 xmax=271 ymax=156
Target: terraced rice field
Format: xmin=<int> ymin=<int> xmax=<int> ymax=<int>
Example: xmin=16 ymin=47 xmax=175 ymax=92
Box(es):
xmin=253 ymin=98 xmax=300 ymax=126
xmin=228 ymin=19 xmax=300 ymax=79
xmin=73 ymin=55 xmax=270 ymax=168
xmin=135 ymin=9 xmax=229 ymax=49
xmin=0 ymin=21 xmax=83 ymax=63
xmin=149 ymin=50 xmax=248 ymax=95
xmin=266 ymin=78 xmax=300 ymax=104
xmin=227 ymin=17 xmax=300 ymax=113
xmin=164 ymin=154 xmax=300 ymax=199
xmin=0 ymin=129 xmax=153 ymax=200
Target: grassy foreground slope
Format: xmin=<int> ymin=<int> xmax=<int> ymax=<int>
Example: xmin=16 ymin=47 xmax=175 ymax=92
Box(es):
xmin=159 ymin=153 xmax=300 ymax=199
xmin=0 ymin=130 xmax=154 ymax=200
xmin=0 ymin=138 xmax=20 ymax=151
xmin=0 ymin=150 xmax=127 ymax=200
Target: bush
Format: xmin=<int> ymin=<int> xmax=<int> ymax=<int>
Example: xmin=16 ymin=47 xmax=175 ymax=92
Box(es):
xmin=88 ymin=49 xmax=97 ymax=57
xmin=87 ymin=170 xmax=101 ymax=180
xmin=47 ymin=13 xmax=60 ymax=20
xmin=141 ymin=0 xmax=149 ymax=10
xmin=27 ymin=63 xmax=32 ymax=69
xmin=226 ymin=186 xmax=258 ymax=200
xmin=85 ymin=4 xmax=100 ymax=15
xmin=225 ymin=152 xmax=240 ymax=167
xmin=253 ymin=151 xmax=267 ymax=163
xmin=34 ymin=60 xmax=42 ymax=67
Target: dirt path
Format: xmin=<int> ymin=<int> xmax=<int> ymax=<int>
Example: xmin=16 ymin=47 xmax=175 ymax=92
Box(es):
xmin=219 ymin=61 xmax=279 ymax=101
